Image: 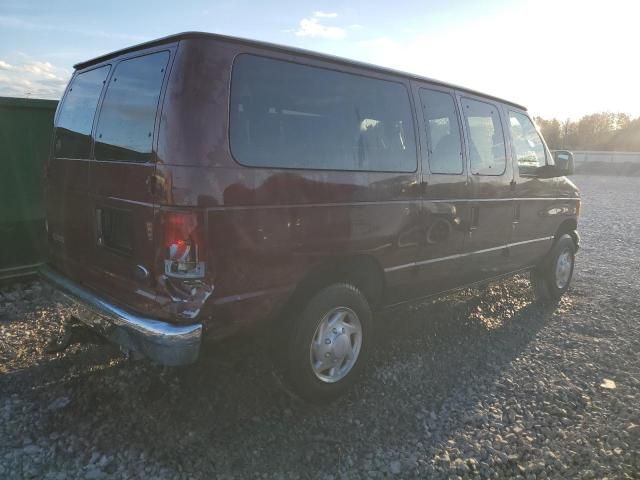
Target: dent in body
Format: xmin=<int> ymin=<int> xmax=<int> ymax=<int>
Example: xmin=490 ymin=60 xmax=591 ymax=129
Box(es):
xmin=155 ymin=275 xmax=215 ymax=321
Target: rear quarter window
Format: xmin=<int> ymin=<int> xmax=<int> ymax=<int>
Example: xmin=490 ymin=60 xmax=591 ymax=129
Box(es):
xmin=229 ymin=54 xmax=417 ymax=172
xmin=94 ymin=51 xmax=169 ymax=162
xmin=54 ymin=65 xmax=110 ymax=159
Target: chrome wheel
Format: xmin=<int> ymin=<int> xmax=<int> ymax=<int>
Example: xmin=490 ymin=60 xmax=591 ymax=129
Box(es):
xmin=555 ymin=249 xmax=573 ymax=289
xmin=309 ymin=306 xmax=362 ymax=383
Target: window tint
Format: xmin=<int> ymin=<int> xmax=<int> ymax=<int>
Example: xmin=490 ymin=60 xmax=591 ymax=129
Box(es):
xmin=419 ymin=89 xmax=463 ymax=174
xmin=462 ymin=98 xmax=506 ymax=175
xmin=230 ymin=55 xmax=417 ymax=172
xmin=94 ymin=51 xmax=169 ymax=162
xmin=54 ymin=66 xmax=110 ymax=159
xmin=509 ymin=111 xmax=546 ymax=175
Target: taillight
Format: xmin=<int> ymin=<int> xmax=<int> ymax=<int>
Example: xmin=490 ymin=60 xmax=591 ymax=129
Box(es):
xmin=163 ymin=211 xmax=205 ymax=279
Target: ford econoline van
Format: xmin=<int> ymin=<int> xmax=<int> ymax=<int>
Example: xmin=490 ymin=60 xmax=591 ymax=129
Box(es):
xmin=42 ymin=32 xmax=580 ymax=402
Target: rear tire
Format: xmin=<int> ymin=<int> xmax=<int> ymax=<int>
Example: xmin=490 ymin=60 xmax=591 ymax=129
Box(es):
xmin=285 ymin=283 xmax=372 ymax=403
xmin=531 ymin=234 xmax=576 ymax=303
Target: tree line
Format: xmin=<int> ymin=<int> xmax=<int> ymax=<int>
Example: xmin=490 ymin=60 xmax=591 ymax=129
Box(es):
xmin=534 ymin=112 xmax=640 ymax=152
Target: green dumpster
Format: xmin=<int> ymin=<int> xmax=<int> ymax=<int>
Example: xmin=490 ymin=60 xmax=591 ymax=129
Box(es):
xmin=0 ymin=96 xmax=58 ymax=281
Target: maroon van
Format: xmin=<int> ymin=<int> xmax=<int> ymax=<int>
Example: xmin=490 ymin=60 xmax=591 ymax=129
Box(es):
xmin=42 ymin=32 xmax=580 ymax=401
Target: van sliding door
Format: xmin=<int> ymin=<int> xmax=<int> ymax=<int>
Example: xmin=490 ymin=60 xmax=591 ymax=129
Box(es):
xmin=413 ymin=84 xmax=471 ymax=295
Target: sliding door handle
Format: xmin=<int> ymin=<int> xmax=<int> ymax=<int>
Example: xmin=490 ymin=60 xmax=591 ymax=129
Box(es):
xmin=469 ymin=206 xmax=480 ymax=231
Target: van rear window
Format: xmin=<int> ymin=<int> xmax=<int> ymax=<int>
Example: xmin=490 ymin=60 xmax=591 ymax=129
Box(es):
xmin=94 ymin=51 xmax=169 ymax=162
xmin=55 ymin=65 xmax=110 ymax=159
xmin=230 ymin=55 xmax=417 ymax=172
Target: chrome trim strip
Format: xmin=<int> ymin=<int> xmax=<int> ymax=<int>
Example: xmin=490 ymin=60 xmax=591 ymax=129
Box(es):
xmin=429 ymin=198 xmax=578 ymax=203
xmin=206 ymin=200 xmax=420 ymax=211
xmin=384 ymin=236 xmax=554 ymax=273
xmin=508 ymin=236 xmax=554 ymax=248
xmin=211 ymin=286 xmax=291 ymax=306
xmin=128 ymin=196 xmax=578 ymax=215
xmin=40 ymin=265 xmax=202 ymax=366
xmin=205 ymin=197 xmax=578 ymax=212
xmin=104 ymin=197 xmax=154 ymax=207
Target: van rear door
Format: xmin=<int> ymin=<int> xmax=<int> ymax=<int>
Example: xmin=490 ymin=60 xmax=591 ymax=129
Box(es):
xmin=86 ymin=48 xmax=172 ymax=312
xmin=47 ymin=65 xmax=111 ymax=282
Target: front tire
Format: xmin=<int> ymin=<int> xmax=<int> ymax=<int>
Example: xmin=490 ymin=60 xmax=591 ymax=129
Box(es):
xmin=285 ymin=283 xmax=372 ymax=403
xmin=531 ymin=233 xmax=576 ymax=303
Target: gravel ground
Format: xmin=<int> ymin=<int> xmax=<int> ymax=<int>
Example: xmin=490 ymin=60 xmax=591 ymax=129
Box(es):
xmin=1 ymin=174 xmax=639 ymax=480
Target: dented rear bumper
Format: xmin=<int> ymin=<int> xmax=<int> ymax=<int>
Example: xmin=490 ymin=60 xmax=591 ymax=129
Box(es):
xmin=40 ymin=264 xmax=202 ymax=366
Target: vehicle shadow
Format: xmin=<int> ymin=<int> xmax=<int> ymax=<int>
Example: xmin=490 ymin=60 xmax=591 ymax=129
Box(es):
xmin=3 ymin=276 xmax=573 ymax=476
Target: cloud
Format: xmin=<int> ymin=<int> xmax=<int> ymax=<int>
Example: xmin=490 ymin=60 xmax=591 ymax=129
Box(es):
xmin=22 ymin=61 xmax=58 ymax=79
xmin=0 ymin=15 xmax=146 ymax=42
xmin=295 ymin=16 xmax=346 ymax=40
xmin=342 ymin=0 xmax=640 ymax=119
xmin=0 ymin=60 xmax=16 ymax=70
xmin=0 ymin=58 xmax=70 ymax=99
xmin=313 ymin=11 xmax=338 ymax=18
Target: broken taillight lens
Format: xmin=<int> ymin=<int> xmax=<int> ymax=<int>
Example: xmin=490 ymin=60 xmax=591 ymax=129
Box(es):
xmin=163 ymin=211 xmax=205 ymax=279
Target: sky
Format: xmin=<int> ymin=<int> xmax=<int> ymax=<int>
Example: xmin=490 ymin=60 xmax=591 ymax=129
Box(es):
xmin=1 ymin=0 xmax=639 ymax=120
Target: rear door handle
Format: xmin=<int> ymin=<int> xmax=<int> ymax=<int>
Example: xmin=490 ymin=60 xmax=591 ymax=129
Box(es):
xmin=147 ymin=175 xmax=158 ymax=196
xmin=95 ymin=208 xmax=104 ymax=246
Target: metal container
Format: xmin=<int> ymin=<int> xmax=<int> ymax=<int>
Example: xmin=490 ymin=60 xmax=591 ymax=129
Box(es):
xmin=0 ymin=96 xmax=57 ymax=280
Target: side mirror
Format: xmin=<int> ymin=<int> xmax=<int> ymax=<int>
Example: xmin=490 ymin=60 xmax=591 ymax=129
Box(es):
xmin=551 ymin=150 xmax=574 ymax=176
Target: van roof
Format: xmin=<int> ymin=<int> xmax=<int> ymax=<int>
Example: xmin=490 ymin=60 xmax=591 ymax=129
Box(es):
xmin=74 ymin=31 xmax=527 ymax=111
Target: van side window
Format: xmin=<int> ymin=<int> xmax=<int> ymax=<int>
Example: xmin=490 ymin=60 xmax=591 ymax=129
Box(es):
xmin=509 ymin=111 xmax=547 ymax=175
xmin=54 ymin=66 xmax=110 ymax=159
xmin=419 ymin=89 xmax=463 ymax=174
xmin=94 ymin=51 xmax=169 ymax=162
xmin=230 ymin=54 xmax=417 ymax=172
xmin=462 ymin=98 xmax=506 ymax=175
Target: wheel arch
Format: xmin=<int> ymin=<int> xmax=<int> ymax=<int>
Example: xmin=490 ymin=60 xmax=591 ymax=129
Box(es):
xmin=279 ymin=254 xmax=385 ymax=320
xmin=554 ymin=218 xmax=579 ymax=249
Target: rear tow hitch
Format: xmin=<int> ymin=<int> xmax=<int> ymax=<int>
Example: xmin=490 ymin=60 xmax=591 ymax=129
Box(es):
xmin=45 ymin=316 xmax=107 ymax=354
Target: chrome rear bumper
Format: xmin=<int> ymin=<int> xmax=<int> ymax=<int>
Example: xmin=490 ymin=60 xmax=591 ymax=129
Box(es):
xmin=40 ymin=265 xmax=202 ymax=366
